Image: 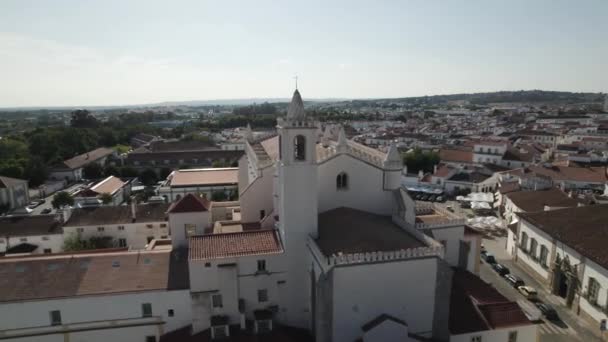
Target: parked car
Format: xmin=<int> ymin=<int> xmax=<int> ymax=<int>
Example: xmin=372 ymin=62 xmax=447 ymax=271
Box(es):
xmin=481 ymin=252 xmax=496 ymax=264
xmin=518 ymin=286 xmax=539 ymax=301
xmin=535 ymin=302 xmax=558 ymax=320
xmin=41 ymin=208 xmax=52 ymax=214
xmin=492 ymin=263 xmax=511 ymax=276
xmin=504 ymin=274 xmax=525 ymax=288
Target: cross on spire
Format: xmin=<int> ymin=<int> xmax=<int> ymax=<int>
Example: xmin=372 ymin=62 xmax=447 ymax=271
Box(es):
xmin=294 ymin=75 xmax=298 ymax=90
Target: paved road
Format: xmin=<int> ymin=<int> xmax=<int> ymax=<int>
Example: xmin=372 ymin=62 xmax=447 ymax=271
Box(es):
xmin=29 ymin=183 xmax=85 ymax=215
xmin=481 ymin=236 xmax=605 ymax=342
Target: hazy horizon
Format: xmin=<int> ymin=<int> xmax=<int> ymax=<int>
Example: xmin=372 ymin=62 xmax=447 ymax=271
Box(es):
xmin=2 ymin=0 xmax=607 ymax=107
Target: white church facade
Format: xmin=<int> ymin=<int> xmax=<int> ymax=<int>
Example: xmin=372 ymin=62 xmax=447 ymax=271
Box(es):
xmin=0 ymin=89 xmax=535 ymax=342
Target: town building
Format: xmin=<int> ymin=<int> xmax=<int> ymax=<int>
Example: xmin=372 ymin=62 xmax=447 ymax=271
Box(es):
xmin=157 ymin=168 xmax=238 ymax=202
xmin=49 ymin=147 xmax=116 ymax=181
xmin=502 ymin=188 xmax=579 ymax=224
xmin=508 ymin=205 xmax=608 ymax=328
xmin=0 ymin=176 xmax=30 ymax=210
xmin=73 ymin=175 xmax=131 ymax=207
xmin=0 ymin=215 xmax=63 ymax=255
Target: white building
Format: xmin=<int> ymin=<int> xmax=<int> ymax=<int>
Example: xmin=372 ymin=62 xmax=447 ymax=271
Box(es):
xmin=63 ymin=203 xmax=171 ymax=250
xmin=157 ymin=168 xmax=238 ymax=202
xmin=0 ymin=176 xmax=30 ymax=211
xmin=508 ymin=205 xmax=608 ymax=329
xmin=73 ymin=175 xmax=129 ymax=207
xmin=49 ymin=147 xmax=115 ymax=182
xmin=0 ymin=215 xmax=63 ymax=255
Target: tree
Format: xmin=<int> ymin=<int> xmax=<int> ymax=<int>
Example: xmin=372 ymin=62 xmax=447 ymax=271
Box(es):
xmin=63 ymin=233 xmax=88 ymax=251
xmin=211 ymin=190 xmax=228 ymax=201
xmin=139 ymin=168 xmax=158 ymax=186
xmin=159 ymin=167 xmax=173 ymax=180
xmin=103 ymin=164 xmax=120 ymax=177
xmin=119 ymin=167 xmax=139 ymax=178
xmin=403 ymin=149 xmax=440 ymax=174
xmin=52 ymin=191 xmax=74 ymax=209
xmin=99 ymin=193 xmax=113 ymax=205
xmin=70 ymin=109 xmax=99 ymax=128
xmin=83 ymin=163 xmax=103 ymax=179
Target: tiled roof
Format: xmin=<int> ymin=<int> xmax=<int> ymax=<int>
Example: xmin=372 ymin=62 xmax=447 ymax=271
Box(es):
xmin=505 ymin=188 xmax=578 ymax=212
xmin=189 ymin=229 xmax=283 ymax=260
xmin=315 ymin=207 xmax=424 ymax=257
xmin=526 ymin=165 xmax=607 ymax=183
xmin=0 ymin=249 xmax=189 ymax=303
xmin=0 ymin=176 xmax=27 ymax=188
xmin=0 ymin=215 xmax=62 ymax=236
xmin=517 ymin=204 xmax=608 ymax=270
xmin=167 ymin=193 xmax=210 ymax=213
xmin=449 ymin=269 xmax=531 ymax=335
xmin=439 ymin=149 xmax=473 ymax=164
xmin=87 ymin=176 xmax=125 ymax=195
xmin=169 ymin=168 xmax=238 ymax=187
xmin=65 ymin=203 xmax=169 ymax=226
xmin=58 ymin=148 xmax=114 ymax=170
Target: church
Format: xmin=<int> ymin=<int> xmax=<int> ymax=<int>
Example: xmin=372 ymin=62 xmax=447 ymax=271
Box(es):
xmin=0 ymin=89 xmax=535 ymax=342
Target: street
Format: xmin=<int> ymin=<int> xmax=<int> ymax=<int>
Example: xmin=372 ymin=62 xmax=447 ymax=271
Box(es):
xmin=28 ymin=182 xmax=85 ymax=215
xmin=481 ymin=235 xmax=605 ymax=342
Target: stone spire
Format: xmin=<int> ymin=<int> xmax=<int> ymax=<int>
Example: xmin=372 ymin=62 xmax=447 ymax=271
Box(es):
xmin=286 ymin=89 xmax=306 ymax=121
xmin=245 ymin=123 xmax=254 ymax=142
xmin=321 ymin=125 xmax=332 ymax=147
xmin=336 ymin=125 xmax=348 ymax=153
xmin=383 ymin=142 xmax=402 ymax=169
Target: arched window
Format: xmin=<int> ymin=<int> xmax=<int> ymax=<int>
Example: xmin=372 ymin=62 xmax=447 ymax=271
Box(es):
xmin=336 ymin=172 xmax=348 ymax=190
xmin=294 ymin=135 xmax=306 ymax=161
xmin=539 ymin=245 xmax=549 ymax=268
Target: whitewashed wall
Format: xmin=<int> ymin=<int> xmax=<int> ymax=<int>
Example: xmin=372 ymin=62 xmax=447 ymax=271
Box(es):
xmin=239 ymin=166 xmax=275 ymax=222
xmin=318 ymin=154 xmax=393 ymax=215
xmin=331 ymin=257 xmax=438 ymax=342
xmin=517 ymin=219 xmax=555 ymax=280
xmin=1 ymin=234 xmax=63 ymax=254
xmin=63 ymin=221 xmax=169 ymax=250
xmin=450 ymin=324 xmax=537 ymax=342
xmin=0 ymin=290 xmax=191 ymax=342
xmin=579 ymin=258 xmax=608 ymax=325
xmin=168 ymin=211 xmax=210 ymax=248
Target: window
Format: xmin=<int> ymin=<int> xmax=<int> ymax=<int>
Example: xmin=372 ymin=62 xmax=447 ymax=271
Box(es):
xmin=212 ymin=326 xmax=228 ymax=339
xmin=118 ymin=238 xmax=127 ymax=247
xmin=147 ymin=236 xmax=154 ymax=244
xmin=146 ymin=336 xmax=157 ymax=342
xmin=168 ymin=309 xmax=174 ymax=317
xmin=160 ymin=224 xmax=167 ymax=228
xmin=530 ymin=238 xmax=538 ymax=259
xmin=470 ymin=336 xmax=482 ymax=342
xmin=336 ymin=172 xmax=348 ymax=190
xmin=539 ymin=245 xmax=549 ymax=268
xmin=520 ymin=232 xmax=528 ymax=251
xmin=42 ymin=236 xmax=50 ymax=241
xmin=118 ymin=226 xmax=125 ymax=231
xmin=44 ymin=248 xmax=52 ymax=254
xmin=146 ymin=224 xmax=153 ymax=229
xmin=185 ymin=224 xmax=196 ymax=237
xmin=212 ymin=294 xmax=223 ymax=308
xmin=258 ymin=289 xmax=268 ymax=303
xmin=260 ymin=210 xmax=266 ymax=220
xmin=142 ymin=303 xmax=153 ymax=317
xmin=294 ymin=135 xmax=306 ymax=161
xmin=76 ymin=228 xmax=84 ymax=233
xmin=20 ymin=237 xmax=27 ymax=242
xmin=257 ymin=259 xmax=266 ymax=272
xmin=205 ymin=262 xmax=211 ymax=267
xmin=50 ymin=310 xmax=62 ymax=326
xmin=588 ymin=277 xmax=600 ymax=304
xmin=97 ymin=227 xmax=104 ymax=232
xmin=508 ymin=331 xmax=517 ymax=342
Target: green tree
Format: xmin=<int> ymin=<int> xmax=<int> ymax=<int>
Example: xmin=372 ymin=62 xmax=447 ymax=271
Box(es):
xmin=63 ymin=233 xmax=89 ymax=251
xmin=402 ymin=149 xmax=440 ymax=174
xmin=103 ymin=164 xmax=120 ymax=177
xmin=70 ymin=109 xmax=99 ymax=128
xmin=159 ymin=167 xmax=173 ymax=180
xmin=99 ymin=193 xmax=113 ymax=205
xmin=139 ymin=168 xmax=158 ymax=186
xmin=119 ymin=167 xmax=139 ymax=178
xmin=51 ymin=191 xmax=74 ymax=209
xmin=211 ymin=190 xmax=228 ymax=201
xmin=83 ymin=163 xmax=104 ymax=179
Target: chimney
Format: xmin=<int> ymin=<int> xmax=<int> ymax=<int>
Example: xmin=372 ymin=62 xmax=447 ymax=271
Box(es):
xmin=131 ymin=200 xmax=137 ymax=222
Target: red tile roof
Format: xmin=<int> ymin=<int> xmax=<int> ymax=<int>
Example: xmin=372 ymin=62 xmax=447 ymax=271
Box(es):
xmin=167 ymin=193 xmax=210 ymax=213
xmin=189 ymin=230 xmax=283 ymax=260
xmin=449 ymin=269 xmax=531 ymax=335
xmin=439 ymin=149 xmax=473 ymax=164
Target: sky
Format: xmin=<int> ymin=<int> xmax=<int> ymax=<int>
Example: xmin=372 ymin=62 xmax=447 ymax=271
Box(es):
xmin=1 ymin=0 xmax=607 ymax=107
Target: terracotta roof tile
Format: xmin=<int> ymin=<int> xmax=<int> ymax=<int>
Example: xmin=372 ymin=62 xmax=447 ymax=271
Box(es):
xmin=87 ymin=176 xmax=125 ymax=195
xmin=0 ymin=176 xmax=27 ymax=188
xmin=167 ymin=193 xmax=211 ymax=213
xmin=59 ymin=148 xmax=114 ymax=170
xmin=189 ymin=229 xmax=283 ymax=260
xmin=505 ymin=188 xmax=578 ymax=212
xmin=439 ymin=149 xmax=473 ymax=164
xmin=169 ymin=168 xmax=238 ymax=187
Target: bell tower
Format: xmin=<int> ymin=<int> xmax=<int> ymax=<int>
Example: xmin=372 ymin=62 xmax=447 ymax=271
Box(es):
xmin=277 ymin=88 xmax=319 ymax=329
